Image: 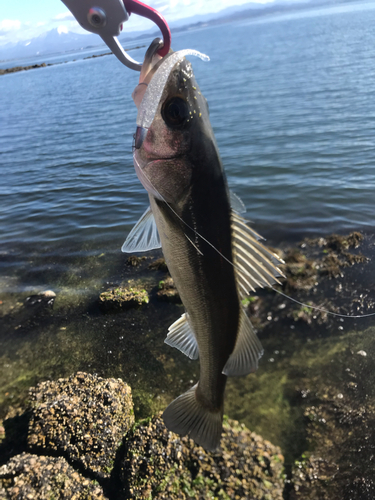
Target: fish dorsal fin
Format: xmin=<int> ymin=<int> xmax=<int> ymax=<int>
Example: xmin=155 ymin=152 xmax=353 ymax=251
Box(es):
xmin=121 ymin=206 xmax=161 ymax=253
xmin=229 ymin=191 xmax=246 ymax=214
xmin=231 ymin=211 xmax=285 ymax=298
xmin=165 ymin=313 xmax=199 ymax=360
xmin=222 ymin=308 xmax=263 ymax=377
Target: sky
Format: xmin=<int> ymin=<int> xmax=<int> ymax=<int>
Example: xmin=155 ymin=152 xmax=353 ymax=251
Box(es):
xmin=0 ymin=0 xmax=292 ymax=46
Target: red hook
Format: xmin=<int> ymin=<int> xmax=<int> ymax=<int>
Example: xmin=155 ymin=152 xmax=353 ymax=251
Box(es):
xmin=123 ymin=0 xmax=171 ymax=57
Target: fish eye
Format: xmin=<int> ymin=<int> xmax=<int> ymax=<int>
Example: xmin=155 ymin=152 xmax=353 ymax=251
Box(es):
xmin=162 ymin=97 xmax=189 ymax=128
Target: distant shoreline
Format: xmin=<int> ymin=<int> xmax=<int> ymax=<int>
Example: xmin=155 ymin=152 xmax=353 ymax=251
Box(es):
xmin=0 ymin=45 xmax=145 ymax=76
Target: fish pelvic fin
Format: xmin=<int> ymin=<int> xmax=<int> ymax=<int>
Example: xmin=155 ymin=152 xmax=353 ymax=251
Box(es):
xmin=121 ymin=206 xmax=161 ymax=253
xmin=165 ymin=313 xmax=199 ymax=360
xmin=222 ymin=308 xmax=263 ymax=377
xmin=162 ymin=384 xmax=223 ymax=452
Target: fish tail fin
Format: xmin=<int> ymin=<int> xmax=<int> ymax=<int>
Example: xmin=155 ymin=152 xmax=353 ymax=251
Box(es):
xmin=162 ymin=384 xmax=223 ymax=452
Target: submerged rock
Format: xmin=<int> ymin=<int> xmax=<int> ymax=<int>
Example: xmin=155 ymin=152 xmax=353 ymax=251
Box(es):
xmin=121 ymin=415 xmax=284 ymax=500
xmin=126 ymin=255 xmax=147 ymax=267
xmin=157 ymin=276 xmax=181 ymax=303
xmin=24 ymin=290 xmax=56 ymax=309
xmin=99 ymin=284 xmax=149 ymax=311
xmin=28 ymin=372 xmax=134 ymax=478
xmin=148 ymin=257 xmax=169 ymax=272
xmin=283 ymin=231 xmax=368 ymax=292
xmin=0 ymin=453 xmax=106 ymax=499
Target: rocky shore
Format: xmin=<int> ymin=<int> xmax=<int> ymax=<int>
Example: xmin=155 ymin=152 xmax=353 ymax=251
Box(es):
xmin=0 ymin=372 xmax=284 ymax=499
xmin=0 ymin=45 xmax=145 ymax=76
xmin=0 ymin=230 xmax=374 ymax=498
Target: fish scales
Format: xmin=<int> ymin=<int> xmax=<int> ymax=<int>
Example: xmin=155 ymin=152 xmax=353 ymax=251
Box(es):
xmin=123 ymin=44 xmax=284 ymax=450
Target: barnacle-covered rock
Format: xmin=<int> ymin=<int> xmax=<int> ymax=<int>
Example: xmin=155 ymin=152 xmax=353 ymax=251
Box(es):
xmin=28 ymin=372 xmax=134 ymax=478
xmin=121 ymin=414 xmax=284 ymax=499
xmin=0 ymin=453 xmax=107 ymax=499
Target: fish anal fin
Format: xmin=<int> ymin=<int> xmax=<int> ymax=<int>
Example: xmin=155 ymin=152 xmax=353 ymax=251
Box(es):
xmin=222 ymin=308 xmax=263 ymax=377
xmin=121 ymin=206 xmax=161 ymax=253
xmin=165 ymin=313 xmax=199 ymax=360
xmin=162 ymin=384 xmax=223 ymax=452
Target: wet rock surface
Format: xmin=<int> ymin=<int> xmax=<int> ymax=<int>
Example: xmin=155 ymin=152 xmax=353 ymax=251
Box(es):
xmin=288 ymin=330 xmax=375 ymax=500
xmin=28 ymin=372 xmax=134 ymax=478
xmin=0 ymin=453 xmax=106 ymax=499
xmin=121 ymin=415 xmax=285 ymax=500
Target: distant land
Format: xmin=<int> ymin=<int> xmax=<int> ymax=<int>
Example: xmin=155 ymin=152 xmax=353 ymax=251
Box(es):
xmin=0 ymin=0 xmax=362 ymax=63
xmin=0 ymin=46 xmax=145 ymax=76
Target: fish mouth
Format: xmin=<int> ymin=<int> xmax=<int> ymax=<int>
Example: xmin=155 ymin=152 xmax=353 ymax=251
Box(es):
xmin=134 ymin=149 xmax=182 ymax=166
xmin=133 ymin=128 xmax=185 ymax=162
xmin=133 ymin=151 xmax=182 ymax=201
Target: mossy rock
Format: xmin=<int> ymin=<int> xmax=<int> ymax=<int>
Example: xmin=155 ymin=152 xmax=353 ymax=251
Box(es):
xmin=99 ymin=285 xmax=149 ymax=311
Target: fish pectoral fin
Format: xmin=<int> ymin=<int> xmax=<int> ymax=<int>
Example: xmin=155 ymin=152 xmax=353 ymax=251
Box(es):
xmin=222 ymin=308 xmax=263 ymax=377
xmin=231 ymin=210 xmax=285 ymax=299
xmin=229 ymin=190 xmax=246 ymax=214
xmin=165 ymin=313 xmax=199 ymax=360
xmin=162 ymin=384 xmax=223 ymax=452
xmin=121 ymin=206 xmax=161 ymax=253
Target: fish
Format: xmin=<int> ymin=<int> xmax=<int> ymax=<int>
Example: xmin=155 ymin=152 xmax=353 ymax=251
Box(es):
xmin=122 ymin=40 xmax=284 ymax=451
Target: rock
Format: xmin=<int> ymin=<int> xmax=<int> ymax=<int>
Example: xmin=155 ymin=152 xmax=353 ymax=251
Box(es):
xmin=126 ymin=255 xmax=147 ymax=267
xmin=0 ymin=453 xmax=107 ymax=499
xmin=28 ymin=372 xmax=134 ymax=478
xmin=156 ymin=277 xmax=181 ymax=303
xmin=99 ymin=284 xmax=149 ymax=311
xmin=148 ymin=258 xmax=168 ymax=272
xmin=24 ymin=290 xmax=56 ymax=308
xmin=121 ymin=415 xmax=284 ymax=500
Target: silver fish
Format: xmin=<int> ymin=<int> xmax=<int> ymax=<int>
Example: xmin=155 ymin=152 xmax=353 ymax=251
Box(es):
xmin=123 ymin=43 xmax=284 ymax=451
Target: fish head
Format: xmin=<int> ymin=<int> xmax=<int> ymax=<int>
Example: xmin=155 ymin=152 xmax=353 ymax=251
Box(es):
xmin=132 ymin=51 xmax=212 ymax=205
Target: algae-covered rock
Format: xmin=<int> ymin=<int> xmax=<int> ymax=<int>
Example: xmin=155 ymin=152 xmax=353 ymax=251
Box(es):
xmin=99 ymin=284 xmax=149 ymax=311
xmin=121 ymin=414 xmax=284 ymax=499
xmin=0 ymin=453 xmax=107 ymax=499
xmin=28 ymin=372 xmax=134 ymax=478
xmin=157 ymin=276 xmax=181 ymax=303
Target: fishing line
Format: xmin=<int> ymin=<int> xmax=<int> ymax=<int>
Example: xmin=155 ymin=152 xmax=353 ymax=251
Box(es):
xmin=134 ymin=156 xmax=375 ymax=320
